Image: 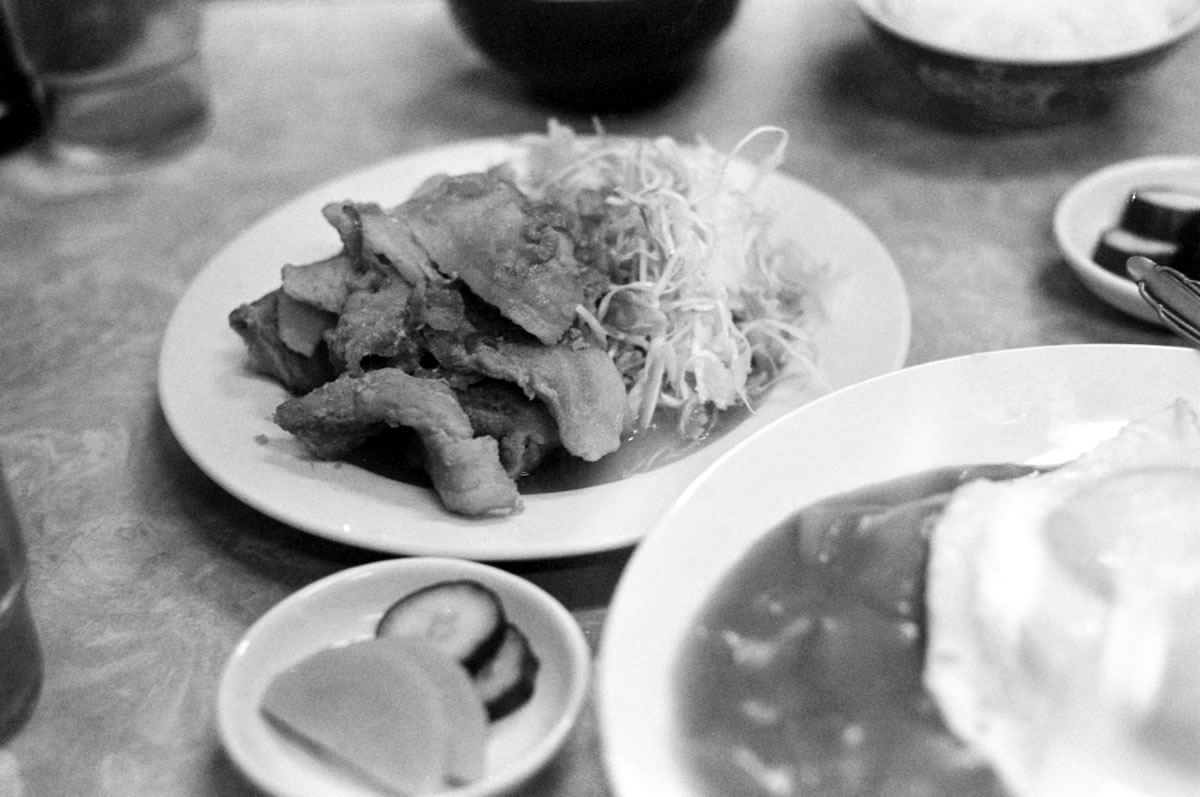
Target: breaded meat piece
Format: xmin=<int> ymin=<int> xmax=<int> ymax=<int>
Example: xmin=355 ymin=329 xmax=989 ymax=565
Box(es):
xmin=403 ymin=173 xmax=601 ymax=345
xmin=322 ymin=201 xmax=445 ymax=289
xmin=275 ymin=369 xmax=520 ymax=516
xmin=455 ymin=380 xmax=561 ymax=478
xmin=229 ymin=289 xmax=336 ymax=395
xmin=325 ymin=283 xmax=421 ymax=375
xmin=425 ymin=331 xmax=627 ymax=462
xmin=280 ymin=250 xmax=383 ymax=314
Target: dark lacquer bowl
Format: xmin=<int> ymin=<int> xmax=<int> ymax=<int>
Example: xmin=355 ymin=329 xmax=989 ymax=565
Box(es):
xmin=447 ymin=0 xmax=741 ymax=107
xmin=854 ymin=0 xmax=1200 ymax=128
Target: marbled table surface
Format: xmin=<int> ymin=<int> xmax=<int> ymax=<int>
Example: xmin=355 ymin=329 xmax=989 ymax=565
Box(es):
xmin=0 ymin=0 xmax=1194 ymax=794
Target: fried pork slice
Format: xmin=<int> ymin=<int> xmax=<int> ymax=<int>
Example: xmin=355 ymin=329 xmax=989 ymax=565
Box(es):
xmin=229 ymin=289 xmax=336 ymax=395
xmin=274 ymin=369 xmax=520 ymax=516
xmin=325 ymin=283 xmax=421 ymax=375
xmin=272 ymin=372 xmax=383 ymax=459
xmin=402 ymin=173 xmax=600 ymax=345
xmin=280 ymin=251 xmax=381 ymax=314
xmin=322 ymin=201 xmax=443 ymax=289
xmin=455 ymin=380 xmax=561 ymax=478
xmin=426 ymin=332 xmax=627 ymax=462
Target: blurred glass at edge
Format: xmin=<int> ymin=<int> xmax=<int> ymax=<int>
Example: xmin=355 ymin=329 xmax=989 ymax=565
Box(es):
xmin=0 ymin=460 xmax=42 ymax=746
xmin=0 ymin=7 xmax=39 ymax=154
xmin=0 ymin=0 xmax=210 ymax=168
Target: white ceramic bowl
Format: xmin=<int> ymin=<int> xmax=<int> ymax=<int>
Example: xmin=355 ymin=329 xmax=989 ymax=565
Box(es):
xmin=217 ymin=558 xmax=591 ymax=797
xmin=1055 ymin=155 xmax=1200 ymax=324
xmin=855 ymin=0 xmax=1200 ymax=128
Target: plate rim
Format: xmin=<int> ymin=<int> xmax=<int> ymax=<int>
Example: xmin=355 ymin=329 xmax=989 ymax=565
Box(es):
xmin=157 ymin=135 xmax=911 ymax=560
xmin=597 ymin=342 xmax=1200 ymax=796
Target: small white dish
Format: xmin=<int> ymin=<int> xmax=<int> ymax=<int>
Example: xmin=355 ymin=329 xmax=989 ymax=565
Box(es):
xmin=1054 ymin=155 xmax=1200 ymax=324
xmin=217 ymin=558 xmax=591 ymax=797
xmin=599 ymin=343 xmax=1200 ymax=796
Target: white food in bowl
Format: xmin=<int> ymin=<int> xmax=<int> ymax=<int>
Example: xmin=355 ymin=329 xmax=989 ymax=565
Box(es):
xmin=925 ymin=399 xmax=1200 ymax=797
xmin=874 ymin=0 xmax=1197 ymax=60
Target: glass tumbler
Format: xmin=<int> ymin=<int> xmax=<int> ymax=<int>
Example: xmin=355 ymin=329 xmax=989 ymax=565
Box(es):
xmin=1 ymin=0 xmax=211 ymax=167
xmin=0 ymin=460 xmax=42 ymax=744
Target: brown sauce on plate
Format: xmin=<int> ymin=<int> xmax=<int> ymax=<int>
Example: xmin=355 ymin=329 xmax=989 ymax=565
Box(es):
xmin=675 ymin=464 xmax=1040 ymax=796
xmin=346 ymin=403 xmax=752 ymax=494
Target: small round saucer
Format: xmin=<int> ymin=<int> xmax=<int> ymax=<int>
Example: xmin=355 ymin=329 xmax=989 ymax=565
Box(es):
xmin=1054 ymin=155 xmax=1200 ymax=325
xmin=217 ymin=558 xmax=591 ymax=796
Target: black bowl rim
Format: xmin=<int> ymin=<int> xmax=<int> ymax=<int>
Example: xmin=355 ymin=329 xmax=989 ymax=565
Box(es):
xmin=852 ymin=0 xmax=1200 ymax=68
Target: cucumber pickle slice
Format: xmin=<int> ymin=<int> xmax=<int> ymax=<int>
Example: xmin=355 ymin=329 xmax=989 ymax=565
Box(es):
xmin=376 ymin=578 xmax=543 ymax=721
xmin=1093 ymin=227 xmax=1178 ymax=275
xmin=474 ymin=623 xmax=541 ymax=721
xmin=1093 ymin=184 xmax=1200 ymax=278
xmin=1120 ymin=186 xmax=1200 ymax=242
xmin=376 ymin=580 xmax=507 ymax=674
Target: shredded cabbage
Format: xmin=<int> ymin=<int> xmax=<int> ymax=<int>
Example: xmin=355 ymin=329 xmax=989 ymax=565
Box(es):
xmin=512 ymin=120 xmax=830 ymax=438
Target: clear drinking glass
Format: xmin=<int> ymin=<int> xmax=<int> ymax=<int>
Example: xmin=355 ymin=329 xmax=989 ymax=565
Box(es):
xmin=1 ymin=0 xmax=211 ymax=167
xmin=0 ymin=460 xmax=42 ymax=745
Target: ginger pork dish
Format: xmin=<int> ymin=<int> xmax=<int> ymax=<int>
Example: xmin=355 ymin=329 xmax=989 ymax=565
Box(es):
xmin=229 ymin=124 xmax=829 ymax=516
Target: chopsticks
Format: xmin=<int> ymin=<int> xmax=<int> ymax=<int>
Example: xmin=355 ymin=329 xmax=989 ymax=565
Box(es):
xmin=1127 ymin=255 xmax=1200 ymax=348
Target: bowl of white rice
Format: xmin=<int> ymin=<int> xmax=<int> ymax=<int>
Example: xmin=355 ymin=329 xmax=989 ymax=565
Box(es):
xmin=854 ymin=0 xmax=1200 ymax=128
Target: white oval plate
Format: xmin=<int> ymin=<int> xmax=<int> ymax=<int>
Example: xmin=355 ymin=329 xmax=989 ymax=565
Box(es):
xmin=217 ymin=557 xmax=591 ymax=797
xmin=158 ymin=137 xmax=910 ymax=560
xmin=599 ymin=343 xmax=1200 ymax=796
xmin=1054 ymin=155 xmax=1200 ymax=325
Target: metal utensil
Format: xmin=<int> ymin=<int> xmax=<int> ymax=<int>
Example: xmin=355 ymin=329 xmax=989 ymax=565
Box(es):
xmin=1126 ymin=255 xmax=1200 ymax=347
